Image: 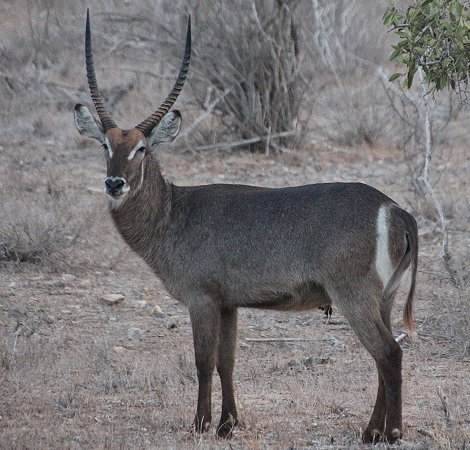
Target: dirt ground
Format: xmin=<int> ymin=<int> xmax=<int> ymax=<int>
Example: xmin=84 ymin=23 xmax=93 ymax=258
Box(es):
xmin=1 ymin=140 xmax=469 ymax=449
xmin=0 ymin=1 xmax=469 ymax=449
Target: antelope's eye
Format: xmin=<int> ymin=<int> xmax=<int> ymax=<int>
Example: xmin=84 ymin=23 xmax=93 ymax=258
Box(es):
xmin=137 ymin=146 xmax=145 ymax=153
xmin=101 ymin=143 xmax=108 ymax=151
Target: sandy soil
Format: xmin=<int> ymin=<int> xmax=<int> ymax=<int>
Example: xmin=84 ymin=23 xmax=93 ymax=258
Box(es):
xmin=1 ymin=141 xmax=469 ymax=449
xmin=0 ymin=2 xmax=468 ymax=448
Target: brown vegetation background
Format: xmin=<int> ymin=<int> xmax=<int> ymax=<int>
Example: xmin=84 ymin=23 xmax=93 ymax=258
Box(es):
xmin=0 ymin=0 xmax=469 ymax=448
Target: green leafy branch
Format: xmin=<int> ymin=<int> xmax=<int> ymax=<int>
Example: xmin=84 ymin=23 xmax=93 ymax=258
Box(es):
xmin=384 ymin=0 xmax=470 ymax=98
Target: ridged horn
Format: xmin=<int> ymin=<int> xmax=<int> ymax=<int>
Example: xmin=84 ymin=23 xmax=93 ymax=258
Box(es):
xmin=135 ymin=17 xmax=191 ymax=135
xmin=85 ymin=9 xmax=117 ymax=132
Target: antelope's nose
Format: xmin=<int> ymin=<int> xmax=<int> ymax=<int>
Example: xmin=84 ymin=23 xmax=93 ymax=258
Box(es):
xmin=105 ymin=177 xmax=126 ymax=196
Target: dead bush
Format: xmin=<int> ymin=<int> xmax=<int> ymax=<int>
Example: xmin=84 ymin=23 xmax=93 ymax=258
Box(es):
xmin=305 ymin=0 xmax=389 ymax=76
xmin=0 ymin=170 xmax=93 ymax=269
xmin=159 ymin=0 xmax=310 ymax=152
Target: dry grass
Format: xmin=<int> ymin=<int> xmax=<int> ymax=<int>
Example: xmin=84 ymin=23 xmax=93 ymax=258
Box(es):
xmin=0 ymin=1 xmax=469 ymax=449
xmin=1 ymin=258 xmax=469 ymax=449
xmin=1 ymin=148 xmax=468 ymax=449
xmin=0 ymin=169 xmax=95 ymax=269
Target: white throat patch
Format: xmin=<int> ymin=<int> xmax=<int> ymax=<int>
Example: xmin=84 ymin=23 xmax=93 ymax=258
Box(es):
xmin=109 ymin=196 xmax=126 ymax=210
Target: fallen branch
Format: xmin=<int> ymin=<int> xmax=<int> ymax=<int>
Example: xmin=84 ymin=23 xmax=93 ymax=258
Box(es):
xmin=395 ymin=332 xmax=408 ymax=343
xmin=417 ymin=428 xmax=437 ymax=440
xmin=195 ymin=130 xmax=301 ymax=152
xmin=245 ymin=337 xmax=319 ymax=343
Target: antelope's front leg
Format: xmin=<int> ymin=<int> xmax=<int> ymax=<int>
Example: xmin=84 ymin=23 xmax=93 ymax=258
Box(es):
xmin=216 ymin=307 xmax=238 ymax=438
xmin=189 ymin=298 xmax=220 ymax=433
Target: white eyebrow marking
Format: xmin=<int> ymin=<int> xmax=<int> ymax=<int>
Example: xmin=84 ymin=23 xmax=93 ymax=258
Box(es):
xmin=128 ymin=140 xmax=145 ymax=160
xmin=105 ymin=137 xmax=113 ymax=158
xmin=138 ymin=159 xmax=145 ymax=190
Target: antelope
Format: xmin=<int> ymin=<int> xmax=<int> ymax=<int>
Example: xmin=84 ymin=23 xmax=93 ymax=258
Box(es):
xmin=74 ymin=10 xmax=418 ymax=444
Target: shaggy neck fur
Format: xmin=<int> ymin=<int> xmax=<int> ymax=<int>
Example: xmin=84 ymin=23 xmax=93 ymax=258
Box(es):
xmin=109 ymin=154 xmax=171 ymax=269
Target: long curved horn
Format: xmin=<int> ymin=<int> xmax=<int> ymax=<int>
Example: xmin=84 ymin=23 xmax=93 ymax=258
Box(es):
xmin=135 ymin=17 xmax=191 ymax=135
xmin=85 ymin=9 xmax=117 ymax=132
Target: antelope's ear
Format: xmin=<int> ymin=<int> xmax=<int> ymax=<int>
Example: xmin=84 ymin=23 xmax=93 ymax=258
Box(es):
xmin=147 ymin=110 xmax=182 ymax=148
xmin=74 ymin=104 xmax=105 ymax=143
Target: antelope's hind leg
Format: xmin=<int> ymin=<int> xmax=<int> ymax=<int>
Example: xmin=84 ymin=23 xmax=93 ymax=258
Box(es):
xmin=340 ymin=291 xmax=403 ymax=444
xmin=216 ymin=307 xmax=239 ymax=438
xmin=362 ymin=367 xmax=387 ymax=443
xmin=362 ymin=291 xmax=398 ymax=443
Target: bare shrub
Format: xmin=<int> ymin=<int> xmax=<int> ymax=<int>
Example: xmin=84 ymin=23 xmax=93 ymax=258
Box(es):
xmin=0 ymin=170 xmax=93 ymax=269
xmin=302 ymin=0 xmax=418 ymax=147
xmin=160 ymin=0 xmax=310 ymax=152
xmin=315 ymin=80 xmax=403 ymax=146
xmin=306 ymin=0 xmax=389 ymax=76
xmin=0 ymin=1 xmax=90 ymax=140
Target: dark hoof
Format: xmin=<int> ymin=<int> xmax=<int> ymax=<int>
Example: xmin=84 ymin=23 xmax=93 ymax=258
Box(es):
xmin=216 ymin=416 xmax=238 ymax=439
xmin=362 ymin=428 xmax=382 ymax=444
xmin=385 ymin=428 xmax=402 ymax=444
xmin=193 ymin=416 xmax=211 ymax=434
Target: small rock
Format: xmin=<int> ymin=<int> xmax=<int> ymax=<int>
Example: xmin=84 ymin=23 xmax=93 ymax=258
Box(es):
xmin=79 ymin=280 xmax=92 ymax=288
xmin=113 ymin=346 xmax=126 ymax=354
xmin=134 ymin=300 xmax=147 ymax=308
xmin=324 ymin=333 xmax=345 ymax=348
xmin=127 ymin=327 xmax=144 ymax=341
xmin=152 ymin=305 xmax=165 ymax=318
xmin=44 ymin=280 xmax=66 ymax=288
xmin=8 ymin=282 xmax=17 ymax=288
xmin=316 ymin=356 xmax=333 ymax=365
xmin=44 ymin=314 xmax=55 ymax=324
xmin=30 ymin=276 xmax=44 ymax=281
xmin=61 ymin=274 xmax=77 ymax=282
xmin=100 ymin=294 xmax=124 ymax=305
xmin=303 ymin=356 xmax=314 ymax=367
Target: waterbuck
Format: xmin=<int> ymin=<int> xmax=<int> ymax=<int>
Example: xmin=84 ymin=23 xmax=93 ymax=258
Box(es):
xmin=74 ymin=11 xmax=418 ymax=444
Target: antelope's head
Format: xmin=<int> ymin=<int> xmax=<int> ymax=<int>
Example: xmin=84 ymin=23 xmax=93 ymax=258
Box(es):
xmin=74 ymin=10 xmax=190 ymax=199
